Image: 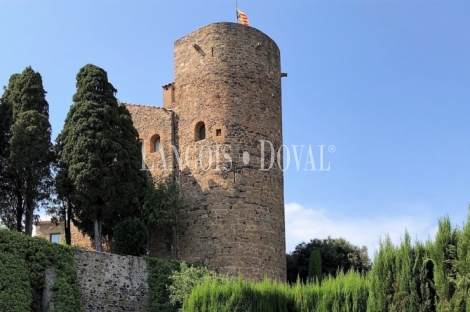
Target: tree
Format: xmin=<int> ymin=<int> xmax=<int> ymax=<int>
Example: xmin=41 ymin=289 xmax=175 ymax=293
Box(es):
xmin=0 ymin=74 xmax=19 ymax=231
xmin=141 ymin=178 xmax=183 ymax=229
xmin=367 ymin=233 xmax=435 ymax=312
xmin=429 ymin=216 xmax=460 ymax=310
xmin=0 ymin=68 xmax=52 ymax=235
xmin=286 ymin=236 xmax=371 ymax=284
xmin=308 ymin=250 xmax=322 ymax=284
xmin=449 ymin=207 xmax=470 ymax=310
xmin=112 ymin=218 xmax=148 ymax=256
xmin=9 ymin=110 xmax=52 ymax=235
xmin=56 ymin=64 xmax=147 ymax=251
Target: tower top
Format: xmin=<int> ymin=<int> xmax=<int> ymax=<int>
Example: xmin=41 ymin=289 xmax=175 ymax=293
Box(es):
xmin=174 ymin=22 xmax=280 ymax=56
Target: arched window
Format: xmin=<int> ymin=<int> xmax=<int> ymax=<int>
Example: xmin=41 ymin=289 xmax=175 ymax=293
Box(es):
xmin=195 ymin=122 xmax=206 ymax=141
xmin=199 ymin=124 xmax=206 ymax=140
xmin=154 ymin=136 xmax=161 ymax=152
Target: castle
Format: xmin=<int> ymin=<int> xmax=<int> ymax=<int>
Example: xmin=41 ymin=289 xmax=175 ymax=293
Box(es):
xmin=37 ymin=22 xmax=286 ymax=281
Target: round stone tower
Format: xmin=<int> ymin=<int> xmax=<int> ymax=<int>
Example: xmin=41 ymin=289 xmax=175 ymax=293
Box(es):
xmin=171 ymin=22 xmax=285 ymax=281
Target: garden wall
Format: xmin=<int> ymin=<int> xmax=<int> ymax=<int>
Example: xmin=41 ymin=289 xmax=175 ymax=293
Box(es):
xmin=72 ymin=249 xmax=149 ymax=311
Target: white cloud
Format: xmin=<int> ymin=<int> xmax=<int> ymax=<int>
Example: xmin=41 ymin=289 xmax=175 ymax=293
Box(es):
xmin=285 ymin=202 xmax=438 ymax=258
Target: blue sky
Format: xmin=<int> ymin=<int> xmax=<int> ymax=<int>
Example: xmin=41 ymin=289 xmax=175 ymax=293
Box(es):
xmin=1 ymin=0 xmax=469 ymax=257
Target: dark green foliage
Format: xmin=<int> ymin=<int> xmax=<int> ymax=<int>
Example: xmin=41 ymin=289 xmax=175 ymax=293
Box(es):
xmin=0 ymin=228 xmax=81 ymax=311
xmin=429 ymin=216 xmax=460 ymax=311
xmin=144 ymin=257 xmax=181 ymax=312
xmin=0 ymin=74 xmax=16 ymax=154
xmin=449 ymin=207 xmax=470 ymax=311
xmin=0 ymin=67 xmax=52 ymax=235
xmin=0 ymin=74 xmax=19 ymax=231
xmin=113 ymin=217 xmax=148 ymax=256
xmin=9 ymin=110 xmax=53 ymax=234
xmin=287 ymin=236 xmax=371 ymax=284
xmin=56 ymin=64 xmax=147 ymax=249
xmin=142 ymin=179 xmax=184 ymax=229
xmin=308 ymin=250 xmax=322 ymax=284
xmin=0 ymin=252 xmax=32 ymax=311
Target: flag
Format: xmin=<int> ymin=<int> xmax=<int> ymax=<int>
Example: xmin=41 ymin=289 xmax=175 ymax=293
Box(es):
xmin=237 ymin=9 xmax=249 ymax=26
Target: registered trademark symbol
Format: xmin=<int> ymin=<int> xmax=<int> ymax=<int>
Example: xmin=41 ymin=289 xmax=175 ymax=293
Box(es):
xmin=328 ymin=145 xmax=336 ymax=153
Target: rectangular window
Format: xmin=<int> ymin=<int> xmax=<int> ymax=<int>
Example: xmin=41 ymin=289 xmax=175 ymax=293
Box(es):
xmin=216 ymin=129 xmax=222 ymax=136
xmin=50 ymin=233 xmax=61 ymax=244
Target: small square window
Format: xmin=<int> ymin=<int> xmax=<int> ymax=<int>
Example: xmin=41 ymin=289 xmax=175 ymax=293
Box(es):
xmin=216 ymin=129 xmax=222 ymax=136
xmin=50 ymin=233 xmax=61 ymax=244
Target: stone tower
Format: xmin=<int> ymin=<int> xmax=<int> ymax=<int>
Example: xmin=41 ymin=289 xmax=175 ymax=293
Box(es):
xmin=128 ymin=22 xmax=286 ymax=281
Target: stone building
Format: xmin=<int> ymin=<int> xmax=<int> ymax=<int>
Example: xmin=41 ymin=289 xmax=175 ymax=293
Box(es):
xmin=36 ymin=22 xmax=286 ymax=281
xmin=35 ymin=221 xmax=94 ymax=250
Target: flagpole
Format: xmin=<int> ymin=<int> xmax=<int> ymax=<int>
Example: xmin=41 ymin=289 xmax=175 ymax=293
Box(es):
xmin=236 ymin=0 xmax=238 ymax=23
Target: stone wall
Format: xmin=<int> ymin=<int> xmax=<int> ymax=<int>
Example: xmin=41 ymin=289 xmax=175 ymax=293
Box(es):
xmin=125 ymin=103 xmax=175 ymax=182
xmin=73 ymin=249 xmax=149 ymax=311
xmin=125 ymin=104 xmax=178 ymax=260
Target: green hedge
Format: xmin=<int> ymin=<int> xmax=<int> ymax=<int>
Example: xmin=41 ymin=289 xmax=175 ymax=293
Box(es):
xmin=0 ymin=229 xmax=81 ymax=311
xmin=183 ymin=271 xmax=369 ymax=312
xmin=0 ymin=252 xmax=32 ymax=311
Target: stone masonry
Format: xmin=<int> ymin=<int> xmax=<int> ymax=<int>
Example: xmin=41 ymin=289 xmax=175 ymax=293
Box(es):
xmin=73 ymin=250 xmax=148 ymax=311
xmin=43 ymin=249 xmax=149 ymax=311
xmin=129 ymin=22 xmax=286 ymax=281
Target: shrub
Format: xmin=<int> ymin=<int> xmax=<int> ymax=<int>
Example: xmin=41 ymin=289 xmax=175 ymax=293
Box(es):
xmin=0 ymin=228 xmax=80 ymax=311
xmin=145 ymin=257 xmax=181 ymax=312
xmin=0 ymin=252 xmax=32 ymax=311
xmin=182 ymin=271 xmax=369 ymax=312
xmin=113 ymin=217 xmax=148 ymax=256
xmin=168 ymin=262 xmax=230 ymax=309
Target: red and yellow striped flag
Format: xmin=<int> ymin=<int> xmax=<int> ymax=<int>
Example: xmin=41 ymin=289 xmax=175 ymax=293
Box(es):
xmin=237 ymin=9 xmax=249 ymax=26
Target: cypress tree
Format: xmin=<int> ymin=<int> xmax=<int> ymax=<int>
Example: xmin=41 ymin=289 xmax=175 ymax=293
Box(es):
xmin=430 ymin=216 xmax=460 ymax=310
xmin=367 ymin=235 xmax=397 ymax=312
xmin=368 ymin=233 xmax=435 ymax=312
xmin=308 ymin=250 xmax=322 ymax=284
xmin=450 ymin=207 xmax=470 ymax=310
xmin=0 ymin=75 xmax=16 ymax=229
xmin=0 ymin=68 xmax=52 ymax=235
xmin=57 ymin=64 xmax=146 ymax=251
xmin=111 ymin=104 xmax=147 ymax=220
